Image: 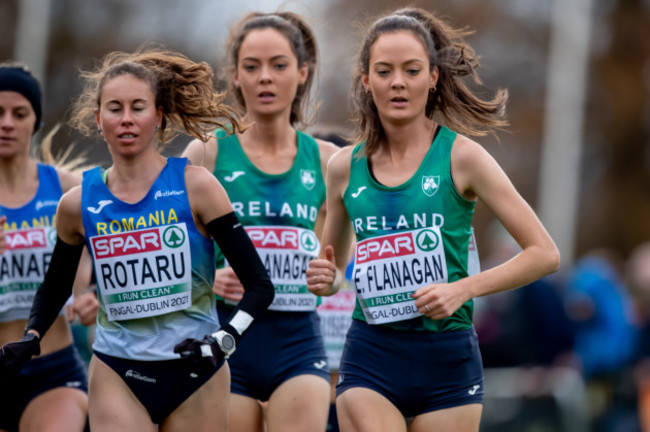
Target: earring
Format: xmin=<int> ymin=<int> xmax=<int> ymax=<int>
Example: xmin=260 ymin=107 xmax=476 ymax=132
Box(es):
xmin=430 ymin=85 xmax=437 ymax=93
xmin=155 ymin=125 xmax=160 ymax=132
xmin=98 ymin=128 xmax=103 ymax=135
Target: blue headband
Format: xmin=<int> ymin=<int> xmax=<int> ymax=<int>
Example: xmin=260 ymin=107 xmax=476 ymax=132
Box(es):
xmin=0 ymin=67 xmax=43 ymax=133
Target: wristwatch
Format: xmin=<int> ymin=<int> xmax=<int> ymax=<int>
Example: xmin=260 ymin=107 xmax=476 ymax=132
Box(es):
xmin=212 ymin=329 xmax=236 ymax=359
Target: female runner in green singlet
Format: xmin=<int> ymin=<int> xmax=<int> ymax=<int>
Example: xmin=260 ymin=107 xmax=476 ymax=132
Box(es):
xmin=183 ymin=11 xmax=340 ymax=432
xmin=307 ymin=7 xmax=560 ymax=432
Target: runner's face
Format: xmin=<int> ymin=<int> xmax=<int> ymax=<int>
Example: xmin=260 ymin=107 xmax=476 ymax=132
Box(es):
xmin=363 ymin=31 xmax=437 ymax=126
xmin=234 ymin=28 xmax=308 ymax=119
xmin=0 ymin=91 xmax=35 ymax=159
xmin=95 ymin=74 xmax=162 ymax=159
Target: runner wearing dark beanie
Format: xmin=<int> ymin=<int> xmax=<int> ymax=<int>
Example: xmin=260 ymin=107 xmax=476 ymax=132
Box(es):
xmin=0 ymin=64 xmax=43 ymax=133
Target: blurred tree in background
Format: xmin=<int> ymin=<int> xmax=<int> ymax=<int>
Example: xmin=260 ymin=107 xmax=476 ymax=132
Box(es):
xmin=0 ymin=0 xmax=648 ymax=263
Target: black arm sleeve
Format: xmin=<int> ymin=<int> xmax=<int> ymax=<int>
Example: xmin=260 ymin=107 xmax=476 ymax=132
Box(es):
xmin=206 ymin=212 xmax=274 ymax=338
xmin=26 ymin=237 xmax=84 ymax=336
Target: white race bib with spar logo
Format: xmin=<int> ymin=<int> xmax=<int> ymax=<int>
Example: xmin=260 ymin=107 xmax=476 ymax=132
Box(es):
xmin=90 ymin=223 xmax=192 ymax=321
xmin=0 ymin=227 xmax=56 ymax=314
xmin=353 ymin=227 xmax=448 ymax=324
xmin=225 ymin=225 xmax=320 ymax=311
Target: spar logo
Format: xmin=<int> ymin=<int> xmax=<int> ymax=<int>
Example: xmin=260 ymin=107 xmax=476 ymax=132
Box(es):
xmin=92 ymin=228 xmax=161 ymax=258
xmin=163 ymin=225 xmax=185 ymax=248
xmin=356 ymin=232 xmax=414 ymax=263
xmin=356 ymin=229 xmax=440 ymax=263
xmin=6 ymin=228 xmax=50 ymax=250
xmin=300 ymin=230 xmax=318 ymax=252
xmin=415 ymin=229 xmax=439 ymax=252
xmin=246 ymin=227 xmax=300 ymax=250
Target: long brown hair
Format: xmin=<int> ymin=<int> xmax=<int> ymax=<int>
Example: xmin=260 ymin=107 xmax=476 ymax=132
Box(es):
xmin=351 ymin=7 xmax=509 ymax=155
xmin=225 ymin=12 xmax=319 ymax=127
xmin=69 ymin=45 xmax=244 ymax=147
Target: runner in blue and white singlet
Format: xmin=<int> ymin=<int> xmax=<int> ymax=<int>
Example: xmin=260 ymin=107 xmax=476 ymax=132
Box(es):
xmin=0 ymin=64 xmax=91 ymax=432
xmin=1 ymin=164 xmax=62 ymax=322
xmin=81 ymin=157 xmax=218 ymax=361
xmin=0 ymin=52 xmax=273 ymax=430
xmin=0 ymin=163 xmax=89 ymax=432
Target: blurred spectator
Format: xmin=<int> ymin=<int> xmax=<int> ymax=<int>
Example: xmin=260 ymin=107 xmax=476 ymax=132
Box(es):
xmin=476 ymin=275 xmax=574 ymax=368
xmin=563 ymin=249 xmax=640 ymax=432
xmin=563 ymin=250 xmax=638 ymax=378
xmin=626 ymin=242 xmax=650 ymax=432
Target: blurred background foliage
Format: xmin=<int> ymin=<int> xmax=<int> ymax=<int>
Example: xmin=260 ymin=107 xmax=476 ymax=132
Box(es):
xmin=1 ymin=0 xmax=649 ymax=266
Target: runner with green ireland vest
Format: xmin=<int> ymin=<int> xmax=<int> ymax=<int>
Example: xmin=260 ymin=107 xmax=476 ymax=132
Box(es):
xmin=344 ymin=125 xmax=475 ymax=332
xmin=306 ymin=7 xmax=559 ymax=432
xmin=182 ymin=11 xmax=341 ymax=432
xmin=214 ymin=129 xmax=325 ymax=311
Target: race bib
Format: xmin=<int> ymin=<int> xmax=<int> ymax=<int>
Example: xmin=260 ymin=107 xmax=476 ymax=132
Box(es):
xmin=353 ymin=227 xmax=448 ymax=324
xmin=317 ymin=288 xmax=355 ymax=369
xmin=90 ymin=223 xmax=192 ymax=321
xmin=225 ymin=225 xmax=320 ymax=311
xmin=0 ymin=227 xmax=56 ymax=314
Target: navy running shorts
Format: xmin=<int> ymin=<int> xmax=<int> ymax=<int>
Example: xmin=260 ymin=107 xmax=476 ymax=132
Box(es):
xmin=217 ymin=303 xmax=330 ymax=401
xmin=0 ymin=345 xmax=88 ymax=432
xmin=336 ymin=319 xmax=484 ymax=418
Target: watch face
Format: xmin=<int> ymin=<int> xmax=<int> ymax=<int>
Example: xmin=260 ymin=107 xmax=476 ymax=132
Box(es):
xmin=221 ymin=334 xmax=235 ymax=351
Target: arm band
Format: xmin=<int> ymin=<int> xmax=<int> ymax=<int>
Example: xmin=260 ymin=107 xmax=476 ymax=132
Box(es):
xmin=26 ymin=237 xmax=84 ymax=336
xmin=206 ymin=212 xmax=274 ymax=341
